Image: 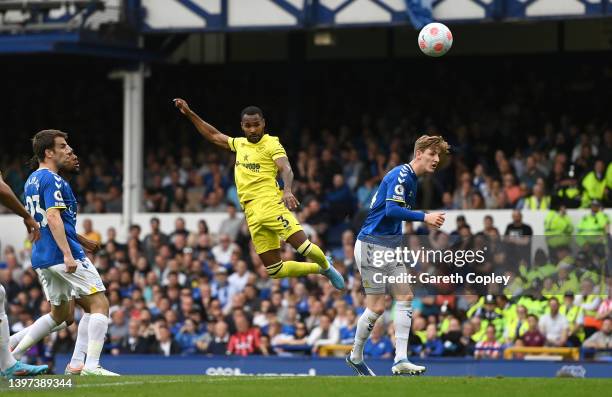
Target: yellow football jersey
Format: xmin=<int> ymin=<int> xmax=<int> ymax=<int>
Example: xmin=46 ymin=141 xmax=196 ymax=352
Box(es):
xmin=228 ymin=134 xmax=287 ymax=205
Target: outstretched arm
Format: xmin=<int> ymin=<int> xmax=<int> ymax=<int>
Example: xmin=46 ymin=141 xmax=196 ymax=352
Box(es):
xmin=0 ymin=171 xmax=40 ymax=241
xmin=173 ymin=98 xmax=230 ymax=150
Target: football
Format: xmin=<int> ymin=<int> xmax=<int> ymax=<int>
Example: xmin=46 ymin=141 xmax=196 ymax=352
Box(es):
xmin=418 ymin=22 xmax=453 ymax=57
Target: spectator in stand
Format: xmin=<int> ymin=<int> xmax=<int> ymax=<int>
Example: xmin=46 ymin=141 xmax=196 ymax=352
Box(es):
xmin=421 ymin=323 xmax=444 ymax=358
xmin=108 ymin=310 xmax=129 ymax=351
xmin=582 ymin=317 xmax=612 ymax=359
xmin=339 ymin=309 xmax=358 ymax=345
xmin=152 ymin=324 xmax=181 ymax=356
xmin=228 ymin=260 xmax=252 ymax=295
xmin=504 ymin=210 xmax=533 ymax=265
xmin=218 ymin=202 xmax=242 ymax=241
xmin=212 ymin=234 xmax=238 ymax=266
xmin=520 ymin=155 xmax=546 ymax=191
xmin=175 ymin=318 xmax=204 ymax=355
xmin=519 ymin=180 xmax=551 ymax=211
xmin=199 ymin=321 xmax=230 ymax=355
xmin=539 ymin=298 xmax=569 ymax=347
xmin=307 ymin=314 xmax=340 ymax=354
xmin=227 ymin=312 xmax=264 ymax=356
xmin=475 ymin=325 xmax=501 ymax=359
xmin=502 ymin=173 xmax=522 ymax=207
xmin=82 ymin=218 xmax=102 ymax=244
xmin=118 ymin=319 xmax=155 ymax=355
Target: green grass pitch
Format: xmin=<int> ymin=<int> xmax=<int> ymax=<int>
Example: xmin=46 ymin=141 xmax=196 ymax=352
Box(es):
xmin=1 ymin=376 xmax=611 ymax=397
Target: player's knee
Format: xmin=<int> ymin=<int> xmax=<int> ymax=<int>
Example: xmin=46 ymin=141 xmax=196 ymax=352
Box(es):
xmin=266 ymin=261 xmax=284 ymax=279
xmin=296 ymin=239 xmax=314 ymax=256
xmin=394 ymin=294 xmax=413 ymax=302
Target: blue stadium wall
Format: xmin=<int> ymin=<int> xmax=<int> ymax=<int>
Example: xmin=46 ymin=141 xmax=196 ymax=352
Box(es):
xmin=139 ymin=0 xmax=612 ymax=32
xmin=54 ymin=355 xmax=612 ymax=377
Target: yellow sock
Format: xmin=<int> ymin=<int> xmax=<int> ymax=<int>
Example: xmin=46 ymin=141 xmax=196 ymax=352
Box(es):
xmin=296 ymin=240 xmax=329 ymax=270
xmin=266 ymin=261 xmax=320 ymax=279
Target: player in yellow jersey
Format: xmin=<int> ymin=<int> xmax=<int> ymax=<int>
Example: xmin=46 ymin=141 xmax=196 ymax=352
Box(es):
xmin=174 ymin=98 xmax=345 ymax=290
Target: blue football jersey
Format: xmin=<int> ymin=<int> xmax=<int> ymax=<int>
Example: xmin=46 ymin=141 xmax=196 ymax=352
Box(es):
xmin=24 ymin=168 xmax=85 ymax=269
xmin=357 ymin=164 xmax=419 ymax=242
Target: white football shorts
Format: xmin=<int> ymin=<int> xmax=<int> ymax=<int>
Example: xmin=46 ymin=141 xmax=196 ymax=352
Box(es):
xmin=35 ymin=257 xmax=106 ymax=305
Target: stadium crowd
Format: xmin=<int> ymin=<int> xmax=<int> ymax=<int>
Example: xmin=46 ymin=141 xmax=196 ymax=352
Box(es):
xmin=1 ymin=209 xmax=610 ymax=366
xmin=0 ymin=56 xmax=611 ymax=369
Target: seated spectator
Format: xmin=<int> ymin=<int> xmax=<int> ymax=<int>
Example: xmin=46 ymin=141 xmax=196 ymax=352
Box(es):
xmin=363 ymin=322 xmax=393 ymax=359
xmin=475 ymin=325 xmax=501 ymax=359
xmin=108 ymin=310 xmax=129 ymax=351
xmin=227 ymin=312 xmax=263 ymax=356
xmin=152 ymin=324 xmax=181 ymax=356
xmin=421 ymin=323 xmax=444 ymax=358
xmin=175 ymin=318 xmax=205 ymax=355
xmin=307 ymin=314 xmax=340 ymax=354
xmin=218 ymin=202 xmax=242 ymax=241
xmin=82 ymin=218 xmax=102 ymax=244
xmin=212 ymin=234 xmax=238 ymax=265
xmin=521 ymin=314 xmax=545 ymax=347
xmin=539 ymin=297 xmax=569 ymax=347
xmin=582 ymin=317 xmax=612 ymax=359
xmin=459 ymin=321 xmax=476 ymax=356
xmin=197 ymin=321 xmax=230 ymax=355
xmin=339 ymin=309 xmax=358 ymax=345
xmin=119 ymin=320 xmax=155 ymax=354
xmin=441 ymin=317 xmax=463 ymax=356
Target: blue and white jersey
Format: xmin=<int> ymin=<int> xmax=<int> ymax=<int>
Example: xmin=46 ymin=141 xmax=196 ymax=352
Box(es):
xmin=24 ymin=168 xmax=85 ymax=269
xmin=357 ymin=164 xmax=419 ymax=243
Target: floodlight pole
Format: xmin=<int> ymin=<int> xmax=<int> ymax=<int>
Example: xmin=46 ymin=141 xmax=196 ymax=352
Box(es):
xmin=121 ymin=63 xmax=145 ymax=236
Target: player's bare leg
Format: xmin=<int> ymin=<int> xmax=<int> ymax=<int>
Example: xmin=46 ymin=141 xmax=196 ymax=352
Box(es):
xmin=390 ymin=283 xmax=425 ymax=376
xmin=77 ymin=292 xmax=119 ymax=376
xmin=286 ymin=231 xmax=345 ymax=289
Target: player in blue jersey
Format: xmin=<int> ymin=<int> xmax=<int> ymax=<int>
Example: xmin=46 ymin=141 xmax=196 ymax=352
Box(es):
xmin=0 ymin=172 xmax=49 ymax=378
xmin=347 ymin=135 xmax=448 ymax=376
xmin=8 ymin=151 xmax=104 ymax=376
xmin=15 ymin=130 xmax=118 ymax=376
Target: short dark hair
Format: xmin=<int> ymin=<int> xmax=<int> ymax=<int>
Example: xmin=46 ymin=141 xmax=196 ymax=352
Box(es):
xmin=240 ymin=106 xmax=264 ymax=119
xmin=32 ymin=129 xmax=68 ymax=163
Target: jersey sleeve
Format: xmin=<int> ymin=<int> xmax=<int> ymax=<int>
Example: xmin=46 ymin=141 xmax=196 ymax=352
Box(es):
xmin=384 ymin=173 xmax=406 ymax=204
xmin=41 ymin=173 xmax=67 ymax=211
xmin=228 ymin=137 xmax=238 ymax=152
xmin=267 ymin=137 xmax=287 ymax=161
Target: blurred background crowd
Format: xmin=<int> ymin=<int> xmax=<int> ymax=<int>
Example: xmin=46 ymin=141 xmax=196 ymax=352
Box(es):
xmin=1 ymin=208 xmax=610 ymax=367
xmin=0 ymin=55 xmax=611 ymax=369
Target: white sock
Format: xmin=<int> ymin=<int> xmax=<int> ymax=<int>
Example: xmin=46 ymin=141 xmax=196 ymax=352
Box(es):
xmin=70 ymin=313 xmax=90 ymax=368
xmin=84 ymin=313 xmax=108 ymax=370
xmin=9 ymin=327 xmax=29 ymax=350
xmin=350 ymin=308 xmax=381 ymax=363
xmin=0 ymin=286 xmax=17 ymax=370
xmin=12 ymin=313 xmax=58 ymax=358
xmin=394 ymin=301 xmax=413 ymax=363
xmin=10 ymin=321 xmax=67 ymax=350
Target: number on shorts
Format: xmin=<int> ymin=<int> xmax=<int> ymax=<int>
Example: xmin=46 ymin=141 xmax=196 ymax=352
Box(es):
xmin=277 ymin=215 xmax=289 ymax=228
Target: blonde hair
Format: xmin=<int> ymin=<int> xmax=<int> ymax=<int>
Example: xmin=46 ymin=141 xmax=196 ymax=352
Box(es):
xmin=413 ymin=135 xmax=450 ymax=160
